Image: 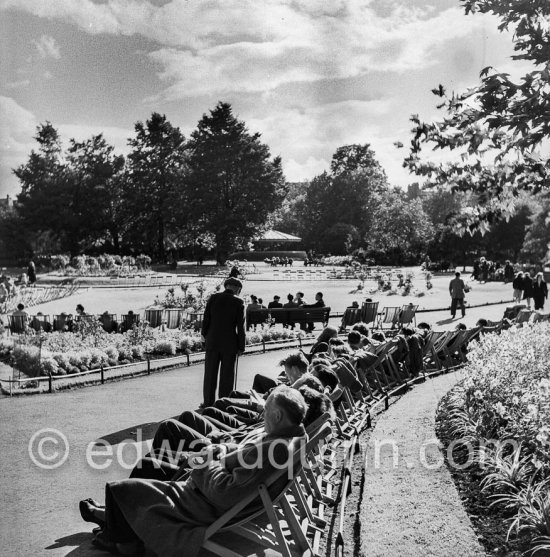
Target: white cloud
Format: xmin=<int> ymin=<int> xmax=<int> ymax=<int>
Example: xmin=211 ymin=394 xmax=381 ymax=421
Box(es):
xmin=58 ymin=123 xmax=132 ymax=155
xmin=1 ymin=0 xmax=504 ymax=98
xmin=32 ymin=35 xmax=61 ymax=59
xmin=5 ymin=79 xmax=30 ymax=89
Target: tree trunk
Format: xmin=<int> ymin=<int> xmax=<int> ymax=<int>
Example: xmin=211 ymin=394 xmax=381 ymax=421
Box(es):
xmin=157 ymin=216 xmax=165 ymax=262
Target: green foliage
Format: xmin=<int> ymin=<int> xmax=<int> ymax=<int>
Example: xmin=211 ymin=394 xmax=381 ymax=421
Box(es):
xmin=403 ymin=0 xmax=550 ymax=233
xmin=187 ymin=102 xmax=286 ymax=263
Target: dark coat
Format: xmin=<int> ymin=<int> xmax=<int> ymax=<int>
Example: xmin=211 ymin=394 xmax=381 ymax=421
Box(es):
xmin=522 ymin=276 xmax=534 ymax=298
xmin=201 ymin=290 xmax=245 ymax=354
xmin=533 ymin=279 xmax=548 ymax=303
xmin=267 ymin=301 xmax=283 ymax=309
xmin=107 ymin=425 xmax=306 ymax=557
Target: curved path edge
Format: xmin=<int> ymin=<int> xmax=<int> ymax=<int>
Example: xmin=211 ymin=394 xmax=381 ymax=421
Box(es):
xmin=359 ymin=371 xmax=486 ymax=557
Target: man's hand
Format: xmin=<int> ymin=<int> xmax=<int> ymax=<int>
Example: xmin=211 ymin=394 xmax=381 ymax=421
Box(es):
xmin=199 ymin=443 xmax=227 ymax=461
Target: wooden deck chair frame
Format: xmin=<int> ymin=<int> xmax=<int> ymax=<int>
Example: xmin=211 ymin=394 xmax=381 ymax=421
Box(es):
xmin=361 ymin=301 xmax=379 ymax=329
xmin=516 ymin=309 xmax=533 ymax=325
xmin=378 ymin=306 xmax=401 ymax=330
xmin=398 ymin=304 xmax=418 ymax=328
xmin=340 ymin=307 xmax=362 ymax=330
xmin=201 ymin=423 xmax=333 ymax=557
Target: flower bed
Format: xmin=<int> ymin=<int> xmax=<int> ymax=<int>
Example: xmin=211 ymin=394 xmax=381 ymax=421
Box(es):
xmin=4 ymin=324 xmax=309 ymax=378
xmin=440 ymin=323 xmax=550 ymax=555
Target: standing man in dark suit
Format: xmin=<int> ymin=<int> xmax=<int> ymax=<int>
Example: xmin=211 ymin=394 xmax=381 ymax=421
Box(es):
xmin=201 ymin=277 xmax=246 ymax=406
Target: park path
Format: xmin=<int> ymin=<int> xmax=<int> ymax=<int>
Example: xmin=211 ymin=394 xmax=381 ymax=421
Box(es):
xmin=360 ymin=371 xmax=486 ymax=557
xmin=0 ymin=350 xmax=285 ymax=557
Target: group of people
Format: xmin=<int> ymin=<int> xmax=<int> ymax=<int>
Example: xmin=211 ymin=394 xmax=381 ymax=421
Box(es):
xmin=245 ymin=291 xmax=326 ymax=332
xmin=512 ymin=271 xmax=548 ymax=310
xmin=264 ymin=256 xmax=294 ymax=266
xmin=471 ymin=258 xmax=514 ymax=283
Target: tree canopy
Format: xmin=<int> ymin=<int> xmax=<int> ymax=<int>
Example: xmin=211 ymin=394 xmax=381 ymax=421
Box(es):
xmin=403 ymin=0 xmax=550 ymax=233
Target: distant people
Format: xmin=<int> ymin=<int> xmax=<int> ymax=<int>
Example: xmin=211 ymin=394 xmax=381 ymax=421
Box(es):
xmin=303 ymin=292 xmax=325 ymax=332
xmin=27 ymin=260 xmax=37 ymax=284
xmin=283 ymin=293 xmax=297 ymax=329
xmin=76 ymin=304 xmax=86 ymax=316
xmin=0 ymin=280 xmax=8 ymax=303
xmin=257 ymin=298 xmax=265 ymax=308
xmin=32 ymin=312 xmax=52 ymax=333
xmin=449 ymin=272 xmax=466 ymax=319
xmin=503 ymin=260 xmax=514 ymax=283
xmin=532 ymin=272 xmax=548 ymax=311
xmin=245 ymin=295 xmax=263 ymax=330
xmin=99 ymin=311 xmax=118 ymax=333
xmin=267 ymin=295 xmax=283 ymax=309
xmin=475 ymin=319 xmax=488 ymax=328
xmin=472 ymin=259 xmax=480 ymax=281
xmin=512 ymin=271 xmax=524 ymax=304
xmin=229 ymin=265 xmax=241 ymax=278
xmin=201 ymin=277 xmax=245 ymax=406
xmin=522 ymin=272 xmax=534 ymax=309
xmin=19 ymin=273 xmax=29 ymax=287
xmin=12 ymin=303 xmax=28 ymax=317
xmin=295 ymin=292 xmax=305 ymax=306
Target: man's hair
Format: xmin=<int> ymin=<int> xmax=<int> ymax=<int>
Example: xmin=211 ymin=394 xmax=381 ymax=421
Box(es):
xmin=271 ymin=385 xmax=307 ymax=426
xmin=292 ymin=373 xmax=323 ymax=392
xmin=331 ymin=344 xmax=351 ymax=358
xmin=287 ymin=293 xmax=293 ymax=301
xmin=416 ymin=322 xmax=431 ymax=330
xmin=476 ymin=318 xmax=488 ymax=327
xmin=316 ymin=291 xmax=323 ymax=297
xmin=224 ymin=277 xmax=243 ymax=290
xmin=328 ymin=337 xmax=344 ymax=347
xmin=316 ymin=325 xmax=339 ymax=344
xmin=298 ymin=386 xmax=334 ymax=427
xmin=347 ymin=330 xmax=362 ymax=345
xmin=17 ymin=303 xmax=25 ymax=310
xmin=455 ymin=323 xmax=467 ymax=330
xmin=351 ymin=322 xmax=369 ymax=337
xmin=371 ymin=331 xmax=386 ymax=342
xmin=400 ymin=327 xmax=415 ymax=336
xmin=455 ymin=272 xmax=461 ymax=277
xmin=279 ymin=351 xmax=309 ymax=372
xmin=311 ymin=365 xmax=339 ymax=392
xmin=76 ymin=304 xmax=84 ymax=312
xmin=297 ymin=291 xmax=304 ymax=297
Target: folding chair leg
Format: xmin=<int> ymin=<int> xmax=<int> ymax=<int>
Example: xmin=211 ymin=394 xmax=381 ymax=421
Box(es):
xmin=259 ymin=484 xmax=293 ymax=557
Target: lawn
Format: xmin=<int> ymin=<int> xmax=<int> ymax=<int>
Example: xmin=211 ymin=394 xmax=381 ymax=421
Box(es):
xmin=27 ymin=267 xmax=513 ymax=317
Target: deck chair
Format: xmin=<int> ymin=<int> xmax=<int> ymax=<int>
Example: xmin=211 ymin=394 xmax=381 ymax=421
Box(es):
xmin=441 ymin=329 xmax=470 ymax=366
xmin=398 ymin=304 xmax=418 ymax=327
xmin=201 ymin=423 xmax=333 ymax=557
xmin=515 ymin=309 xmax=533 ymax=325
xmin=339 ymin=307 xmax=362 ymax=331
xmin=360 ymin=301 xmax=379 ymax=329
xmin=145 ymin=308 xmax=163 ymax=327
xmin=423 ymin=331 xmax=452 ymax=371
xmin=8 ymin=314 xmax=28 ymax=333
xmin=30 ymin=314 xmax=51 ymax=332
xmin=378 ymin=306 xmax=401 ymax=330
xmin=165 ymin=308 xmax=184 ymax=329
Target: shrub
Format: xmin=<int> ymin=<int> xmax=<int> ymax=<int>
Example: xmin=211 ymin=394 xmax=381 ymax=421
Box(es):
xmin=13 ymin=345 xmax=41 ymax=377
xmin=40 ymin=355 xmax=60 ymax=376
xmin=153 ymin=341 xmax=177 ymax=355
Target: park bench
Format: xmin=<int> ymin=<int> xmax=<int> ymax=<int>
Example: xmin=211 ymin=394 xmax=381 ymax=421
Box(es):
xmin=246 ymin=307 xmax=331 ymax=329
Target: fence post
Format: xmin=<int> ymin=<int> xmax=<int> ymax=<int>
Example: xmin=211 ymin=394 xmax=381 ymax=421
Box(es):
xmin=147 ymin=358 xmax=151 ymax=375
xmin=101 ymin=365 xmax=105 ymax=384
xmin=48 ymin=372 xmax=53 ymax=394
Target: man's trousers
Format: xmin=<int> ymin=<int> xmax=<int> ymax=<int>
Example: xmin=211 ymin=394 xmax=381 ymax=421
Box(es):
xmin=203 ymin=350 xmax=237 ymax=406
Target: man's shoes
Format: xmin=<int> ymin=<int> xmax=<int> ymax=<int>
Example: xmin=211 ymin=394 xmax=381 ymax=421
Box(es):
xmin=79 ymin=499 xmax=105 ymax=528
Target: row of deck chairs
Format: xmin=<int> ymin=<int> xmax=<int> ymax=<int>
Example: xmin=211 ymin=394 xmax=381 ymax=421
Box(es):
xmin=5 ymin=313 xmax=140 ymax=334
xmin=198 ymin=320 xmax=498 ymax=556
xmin=0 ymin=284 xmax=79 ymax=314
xmin=514 ymin=308 xmax=550 ymax=326
xmin=340 ymin=302 xmax=419 ymax=331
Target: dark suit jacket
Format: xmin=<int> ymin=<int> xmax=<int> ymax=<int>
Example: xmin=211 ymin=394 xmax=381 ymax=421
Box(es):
xmin=201 ymin=289 xmax=246 ymax=354
xmin=267 ymin=301 xmax=283 ymax=309
xmin=303 ymin=299 xmax=325 ymax=308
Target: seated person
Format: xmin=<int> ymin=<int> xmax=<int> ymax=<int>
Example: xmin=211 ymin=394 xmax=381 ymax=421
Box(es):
xmin=99 ymin=311 xmax=118 ymax=333
xmin=302 ymin=291 xmax=325 ymax=332
xmin=267 ymin=295 xmax=282 ymax=309
xmin=251 ymin=351 xmax=308 ymax=395
xmin=347 ymin=330 xmax=369 ymax=351
xmin=79 ymin=386 xmax=309 ymax=557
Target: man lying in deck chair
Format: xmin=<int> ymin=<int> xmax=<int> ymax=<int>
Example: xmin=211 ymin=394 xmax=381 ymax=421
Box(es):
xmin=79 ymin=386 xmax=308 ymax=557
xmin=131 ymin=384 xmax=333 ymax=481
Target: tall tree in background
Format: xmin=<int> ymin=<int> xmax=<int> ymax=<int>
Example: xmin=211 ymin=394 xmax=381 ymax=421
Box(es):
xmin=522 ymin=196 xmax=550 ymax=262
xmin=294 ymin=144 xmax=389 ymax=252
xmin=403 ymin=0 xmax=550 ymax=233
xmin=66 ymin=134 xmax=125 ymax=252
xmin=15 ymin=123 xmax=69 ymax=250
xmin=187 ymin=102 xmax=286 ymax=263
xmin=126 ymin=113 xmax=189 ymax=261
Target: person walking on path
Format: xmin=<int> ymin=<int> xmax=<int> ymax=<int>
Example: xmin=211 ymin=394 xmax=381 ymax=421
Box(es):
xmin=532 ymin=272 xmax=548 ymax=311
xmin=449 ymin=272 xmax=466 ymax=319
xmin=201 ymin=277 xmax=245 ymax=406
xmin=522 ymin=271 xmax=534 ymax=309
xmin=512 ymin=271 xmax=524 ymax=304
xmin=27 ymin=260 xmax=37 ymax=284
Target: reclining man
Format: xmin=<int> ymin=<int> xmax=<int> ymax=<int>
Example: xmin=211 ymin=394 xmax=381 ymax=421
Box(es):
xmin=80 ymin=386 xmax=308 ymax=557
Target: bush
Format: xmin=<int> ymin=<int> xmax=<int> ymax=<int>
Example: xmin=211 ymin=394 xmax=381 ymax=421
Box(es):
xmin=153 ymin=341 xmax=177 ymax=355
xmin=443 ymin=323 xmax=550 ymax=551
xmin=13 ymin=345 xmax=41 ymax=377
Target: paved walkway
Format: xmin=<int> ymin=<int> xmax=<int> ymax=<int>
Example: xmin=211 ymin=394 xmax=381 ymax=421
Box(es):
xmin=0 ymin=350 xmax=285 ymax=557
xmin=360 ymin=371 xmax=485 ymax=556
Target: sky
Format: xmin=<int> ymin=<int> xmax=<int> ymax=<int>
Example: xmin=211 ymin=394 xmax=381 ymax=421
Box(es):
xmin=0 ymin=0 xmax=528 ymax=199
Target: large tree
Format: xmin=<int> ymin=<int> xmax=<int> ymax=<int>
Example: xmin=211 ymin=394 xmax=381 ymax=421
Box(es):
xmin=125 ymin=113 xmax=189 ymax=261
xmin=292 ymin=144 xmax=389 ymax=252
xmin=403 ymin=0 xmax=550 ymax=233
xmin=187 ymin=102 xmax=286 ymax=263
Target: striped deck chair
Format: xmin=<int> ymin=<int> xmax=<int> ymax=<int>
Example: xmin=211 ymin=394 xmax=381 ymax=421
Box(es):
xmin=339 ymin=307 xmax=362 ymax=331
xmin=398 ymin=304 xmax=418 ymax=328
xmin=423 ymin=330 xmax=452 ymax=371
xmin=441 ymin=329 xmax=471 ymax=366
xmin=8 ymin=314 xmax=28 ymax=333
xmin=378 ymin=306 xmax=401 ymax=330
xmin=201 ymin=422 xmax=333 ymax=557
xmin=360 ymin=301 xmax=379 ymax=329
xmin=165 ymin=308 xmax=183 ymax=329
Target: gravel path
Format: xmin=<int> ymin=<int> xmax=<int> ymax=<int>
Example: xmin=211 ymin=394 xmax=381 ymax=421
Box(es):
xmin=359 ymin=371 xmax=486 ymax=557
